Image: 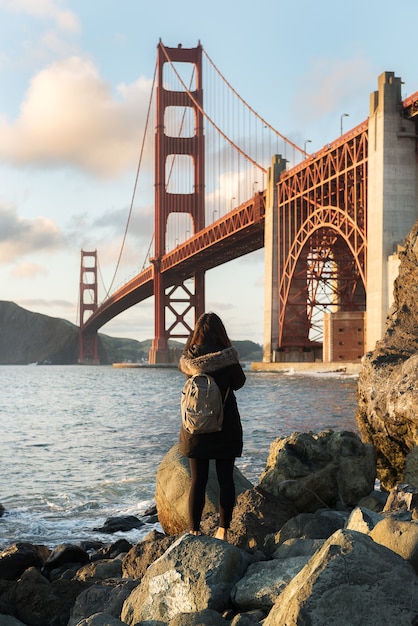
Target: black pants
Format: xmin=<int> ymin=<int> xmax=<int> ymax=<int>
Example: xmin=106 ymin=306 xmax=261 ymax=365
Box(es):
xmin=188 ymin=457 xmax=236 ymax=532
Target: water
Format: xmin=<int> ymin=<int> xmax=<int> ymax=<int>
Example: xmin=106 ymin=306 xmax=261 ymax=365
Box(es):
xmin=0 ymin=365 xmax=358 ymax=549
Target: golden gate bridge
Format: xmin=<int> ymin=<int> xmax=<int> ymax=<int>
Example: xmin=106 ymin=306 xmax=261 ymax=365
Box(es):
xmin=78 ymin=41 xmax=418 ymax=365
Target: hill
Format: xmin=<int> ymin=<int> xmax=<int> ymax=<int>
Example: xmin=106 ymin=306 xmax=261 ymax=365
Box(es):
xmin=0 ymin=301 xmax=262 ymax=365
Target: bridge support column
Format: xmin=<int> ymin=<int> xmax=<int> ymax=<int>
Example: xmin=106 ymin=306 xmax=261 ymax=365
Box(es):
xmin=366 ymin=72 xmax=418 ymax=351
xmin=263 ymin=155 xmax=287 ymax=362
xmin=149 ymin=42 xmax=205 ymax=365
xmin=78 ymin=250 xmax=100 ymax=364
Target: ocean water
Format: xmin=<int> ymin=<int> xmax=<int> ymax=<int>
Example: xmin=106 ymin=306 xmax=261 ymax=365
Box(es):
xmin=0 ymin=364 xmax=358 ymax=549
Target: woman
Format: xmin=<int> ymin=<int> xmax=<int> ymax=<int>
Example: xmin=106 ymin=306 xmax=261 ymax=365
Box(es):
xmin=178 ymin=312 xmax=246 ymax=541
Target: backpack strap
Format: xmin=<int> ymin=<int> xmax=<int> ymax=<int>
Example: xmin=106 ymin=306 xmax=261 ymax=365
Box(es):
xmin=223 ymin=387 xmax=230 ymax=406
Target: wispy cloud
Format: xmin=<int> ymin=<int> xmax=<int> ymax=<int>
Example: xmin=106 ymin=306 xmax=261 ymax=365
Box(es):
xmin=10 ymin=261 xmax=48 ymax=279
xmin=293 ymin=55 xmax=375 ymax=119
xmin=0 ymin=203 xmax=63 ymax=262
xmin=0 ymin=0 xmax=80 ymax=33
xmin=0 ymin=57 xmax=153 ymax=177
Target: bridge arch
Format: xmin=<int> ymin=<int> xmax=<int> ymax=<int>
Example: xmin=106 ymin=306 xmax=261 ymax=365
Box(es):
xmin=278 ymin=204 xmax=366 ymax=349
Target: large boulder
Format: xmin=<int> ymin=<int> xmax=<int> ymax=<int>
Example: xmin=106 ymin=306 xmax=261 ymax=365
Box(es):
xmin=200 ymin=486 xmax=299 ymax=552
xmin=68 ymin=579 xmax=138 ymax=626
xmin=121 ymin=530 xmax=175 ymax=579
xmin=155 ymin=444 xmax=253 ymax=535
xmin=1 ymin=566 xmax=89 ymax=626
xmin=264 ymin=528 xmax=418 ymax=625
xmin=356 ymin=220 xmax=418 ymax=490
xmin=120 ymin=533 xmax=251 ymax=624
xmin=258 ymin=430 xmax=376 ymax=512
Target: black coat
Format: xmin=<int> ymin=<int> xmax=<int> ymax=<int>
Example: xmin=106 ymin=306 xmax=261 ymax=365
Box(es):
xmin=178 ymin=345 xmax=246 ymax=459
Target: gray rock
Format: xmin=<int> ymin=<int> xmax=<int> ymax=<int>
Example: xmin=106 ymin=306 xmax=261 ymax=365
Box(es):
xmin=264 ymin=528 xmax=418 ymax=625
xmin=383 ymin=482 xmax=418 ymax=512
xmin=75 ymin=557 xmax=123 ymax=582
xmin=168 ymin=609 xmax=230 ymax=625
xmin=121 ymin=529 xmax=175 ymax=580
xmin=155 ymin=444 xmax=252 ymax=535
xmin=92 ymin=516 xmax=144 ymax=534
xmin=259 ymin=429 xmax=376 ymax=512
xmin=231 ymin=557 xmax=310 ymax=611
xmin=0 ymin=616 xmax=28 ymax=626
xmin=369 ymin=516 xmax=418 ymax=573
xmin=263 ymin=508 xmax=347 ymax=554
xmin=230 ymin=611 xmax=266 ymax=626
xmin=271 ymin=537 xmax=325 ymax=560
xmin=0 ymin=542 xmax=49 ymax=581
xmin=121 ymin=533 xmax=251 ymax=624
xmin=345 ymin=506 xmax=383 ymax=533
xmin=2 ymin=565 xmax=89 ymax=626
xmin=356 ymin=221 xmax=418 ymax=490
xmin=68 ymin=579 xmax=137 ymax=626
xmin=73 ymin=613 xmax=127 ymax=626
xmin=200 ymin=486 xmax=298 ymax=552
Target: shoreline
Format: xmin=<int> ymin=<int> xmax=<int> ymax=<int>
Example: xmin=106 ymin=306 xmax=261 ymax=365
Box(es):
xmin=250 ymin=361 xmax=362 ymax=376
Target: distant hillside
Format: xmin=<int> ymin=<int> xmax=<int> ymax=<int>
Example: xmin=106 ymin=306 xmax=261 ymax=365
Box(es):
xmin=0 ymin=301 xmax=262 ymax=365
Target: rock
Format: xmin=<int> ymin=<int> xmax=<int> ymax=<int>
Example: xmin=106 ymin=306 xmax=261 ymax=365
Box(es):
xmin=0 ymin=543 xmax=50 ymax=581
xmin=264 ymin=528 xmax=418 ymax=625
xmin=92 ymin=516 xmax=144 ymax=534
xmin=121 ymin=530 xmax=175 ymax=580
xmin=68 ymin=579 xmax=138 ymax=626
xmin=90 ymin=539 xmax=132 ymax=562
xmin=345 ymin=506 xmax=383 ymax=533
xmin=231 ymin=557 xmax=310 ymax=612
xmin=271 ymin=537 xmax=325 ymax=560
xmin=0 ymin=616 xmax=28 ymax=626
xmin=72 ymin=613 xmax=127 ymax=626
xmin=230 ymin=610 xmax=266 ymax=626
xmin=0 ymin=504 xmax=4 ymax=518
xmin=383 ymin=483 xmax=418 ymax=512
xmin=120 ymin=533 xmax=251 ymax=624
xmin=1 ymin=566 xmax=89 ymax=626
xmin=213 ymin=486 xmax=298 ymax=552
xmin=42 ymin=543 xmax=90 ymax=579
xmin=356 ymin=488 xmax=388 ymax=512
xmin=356 ymin=221 xmax=418 ymax=490
xmin=369 ymin=516 xmax=418 ymax=573
xmin=75 ymin=557 xmax=123 ymax=582
xmin=263 ymin=509 xmax=347 ymax=555
xmin=155 ymin=444 xmax=253 ymax=535
xmin=168 ymin=609 xmax=230 ymax=625
xmin=258 ymin=429 xmax=376 ymax=512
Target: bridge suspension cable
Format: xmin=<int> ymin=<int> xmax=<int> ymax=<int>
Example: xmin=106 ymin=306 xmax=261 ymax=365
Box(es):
xmin=160 ymin=42 xmax=268 ymax=174
xmin=201 ymin=46 xmax=306 ymax=157
xmin=103 ymin=60 xmax=158 ymax=299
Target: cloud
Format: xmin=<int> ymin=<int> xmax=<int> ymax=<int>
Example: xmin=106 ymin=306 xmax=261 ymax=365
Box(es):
xmin=294 ymin=56 xmax=375 ymax=119
xmin=0 ymin=57 xmax=153 ymax=177
xmin=0 ymin=204 xmax=63 ymax=262
xmin=11 ymin=261 xmax=48 ymax=279
xmin=0 ymin=0 xmax=80 ymax=33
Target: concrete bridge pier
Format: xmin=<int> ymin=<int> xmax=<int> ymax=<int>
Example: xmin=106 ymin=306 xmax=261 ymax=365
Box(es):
xmin=366 ymin=72 xmax=418 ymax=351
xmin=263 ymin=155 xmax=287 ymax=362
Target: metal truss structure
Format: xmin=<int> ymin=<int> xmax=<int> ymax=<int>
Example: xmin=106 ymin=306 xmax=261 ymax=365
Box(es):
xmin=276 ymin=122 xmax=368 ymax=349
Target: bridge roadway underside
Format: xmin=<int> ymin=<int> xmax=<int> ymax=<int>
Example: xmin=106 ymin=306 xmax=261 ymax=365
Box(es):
xmin=83 ymin=196 xmax=265 ymax=334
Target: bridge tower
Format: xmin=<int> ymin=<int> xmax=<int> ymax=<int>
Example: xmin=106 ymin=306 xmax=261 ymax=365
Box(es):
xmin=149 ymin=41 xmax=205 ymax=364
xmin=78 ymin=249 xmax=99 ymax=364
xmin=366 ymin=72 xmax=418 ymax=351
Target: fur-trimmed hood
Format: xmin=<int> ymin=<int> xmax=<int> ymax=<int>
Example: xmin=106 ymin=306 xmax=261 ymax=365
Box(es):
xmin=179 ymin=346 xmax=239 ymax=376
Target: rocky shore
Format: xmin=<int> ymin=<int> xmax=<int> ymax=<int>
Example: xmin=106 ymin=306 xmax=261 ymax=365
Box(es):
xmin=2 ymin=433 xmax=418 ymax=626
xmin=4 ymin=211 xmax=418 ymax=625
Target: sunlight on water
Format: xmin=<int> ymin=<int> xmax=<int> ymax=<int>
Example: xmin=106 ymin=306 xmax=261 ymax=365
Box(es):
xmin=0 ymin=365 xmax=358 ymax=547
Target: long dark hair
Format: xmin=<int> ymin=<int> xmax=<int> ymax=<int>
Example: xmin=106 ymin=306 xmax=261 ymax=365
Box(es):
xmin=186 ymin=312 xmax=232 ymax=349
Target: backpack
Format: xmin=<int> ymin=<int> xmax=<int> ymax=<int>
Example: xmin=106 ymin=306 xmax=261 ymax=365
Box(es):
xmin=181 ymin=374 xmax=229 ymax=435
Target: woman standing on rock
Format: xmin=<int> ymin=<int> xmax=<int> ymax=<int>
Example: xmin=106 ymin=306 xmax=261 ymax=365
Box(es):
xmin=178 ymin=311 xmax=246 ymax=541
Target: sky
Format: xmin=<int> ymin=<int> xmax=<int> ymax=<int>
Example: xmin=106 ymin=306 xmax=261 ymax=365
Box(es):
xmin=1 ymin=0 xmax=417 ymax=346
